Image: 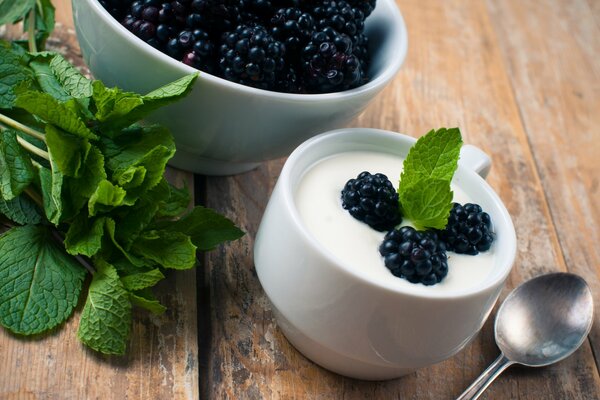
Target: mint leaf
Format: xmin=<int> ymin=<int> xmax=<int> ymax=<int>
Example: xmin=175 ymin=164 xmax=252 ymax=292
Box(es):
xmin=0 ymin=225 xmax=86 ymax=334
xmin=132 ymin=230 xmax=197 ymax=270
xmin=0 ymin=46 xmax=33 ymax=109
xmin=36 ymin=158 xmax=64 ymax=225
xmin=15 ymin=90 xmax=97 ymax=139
xmin=45 ymin=124 xmax=91 ymax=177
xmin=399 ymin=128 xmax=463 ymax=192
xmin=156 ymin=179 xmax=190 ymax=218
xmin=77 ymin=260 xmax=131 ymax=355
xmin=0 ymin=129 xmax=35 ymax=200
xmin=0 ymin=194 xmax=42 ymax=225
xmin=0 ymin=0 xmax=36 ymax=26
xmin=398 ymin=128 xmax=463 ymax=229
xmin=113 ymin=196 xmax=160 ymax=248
xmin=105 ymin=218 xmax=147 ymax=268
xmin=28 ymin=54 xmax=71 ymax=102
xmin=33 ymin=0 xmax=55 ymax=41
xmin=65 ymin=145 xmax=106 ymax=216
xmin=101 ymin=125 xmax=175 ymax=203
xmin=399 ymin=179 xmax=454 ymax=229
xmin=166 ymin=206 xmax=244 ymax=251
xmin=88 ymin=180 xmax=126 ymax=216
xmin=129 ymin=289 xmax=166 ymax=314
xmin=49 ymin=54 xmax=92 ymax=99
xmin=64 ymin=214 xmax=106 ymax=257
xmin=121 ymin=269 xmax=164 ymax=291
xmin=94 ymin=74 xmax=198 ymax=131
xmin=92 ymin=81 xmax=143 ymax=124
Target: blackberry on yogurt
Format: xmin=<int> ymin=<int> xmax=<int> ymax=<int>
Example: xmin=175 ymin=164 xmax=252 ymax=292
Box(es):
xmin=379 ymin=226 xmax=449 ymax=286
xmin=341 ymin=171 xmax=401 ymax=232
xmin=438 ymin=202 xmax=494 ymax=255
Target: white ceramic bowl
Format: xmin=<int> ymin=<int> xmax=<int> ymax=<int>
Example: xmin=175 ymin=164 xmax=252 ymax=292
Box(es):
xmin=72 ymin=0 xmax=408 ymax=175
xmin=254 ymin=128 xmax=517 ymax=380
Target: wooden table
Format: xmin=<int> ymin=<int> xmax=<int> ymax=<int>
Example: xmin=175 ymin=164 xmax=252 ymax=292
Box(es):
xmin=1 ymin=0 xmax=599 ymax=398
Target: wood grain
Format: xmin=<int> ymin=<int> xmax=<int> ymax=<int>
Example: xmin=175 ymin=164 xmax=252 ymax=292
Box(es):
xmin=485 ymin=0 xmax=600 ymax=372
xmin=201 ymin=0 xmax=600 ymax=398
xmin=0 ymin=1 xmax=199 ymax=398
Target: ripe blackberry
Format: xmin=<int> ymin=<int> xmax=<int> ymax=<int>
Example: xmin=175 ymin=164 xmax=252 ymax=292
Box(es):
xmin=181 ymin=29 xmax=216 ymax=73
xmin=219 ymin=24 xmax=286 ymax=90
xmin=346 ymin=0 xmax=376 ymax=17
xmin=341 ymin=171 xmax=401 ymax=231
xmin=188 ymin=0 xmax=242 ymax=35
xmin=438 ymin=203 xmax=494 ymax=255
xmin=275 ymin=66 xmax=304 ymax=93
xmin=311 ymin=0 xmax=365 ymax=38
xmin=271 ymin=7 xmax=316 ymax=56
xmin=100 ymin=0 xmax=134 ymax=20
xmin=301 ymin=28 xmax=364 ymax=93
xmin=379 ymin=226 xmax=448 ymax=286
xmin=352 ymin=32 xmax=369 ymax=71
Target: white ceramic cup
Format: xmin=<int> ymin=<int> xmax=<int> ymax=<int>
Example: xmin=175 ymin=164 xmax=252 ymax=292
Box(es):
xmin=254 ymin=128 xmax=516 ymax=380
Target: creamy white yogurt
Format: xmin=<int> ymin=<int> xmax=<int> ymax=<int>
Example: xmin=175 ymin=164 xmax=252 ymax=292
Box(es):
xmin=295 ymin=151 xmax=496 ymax=294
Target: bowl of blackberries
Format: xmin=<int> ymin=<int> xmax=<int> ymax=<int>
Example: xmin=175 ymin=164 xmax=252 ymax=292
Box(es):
xmin=73 ymin=0 xmax=407 ymax=174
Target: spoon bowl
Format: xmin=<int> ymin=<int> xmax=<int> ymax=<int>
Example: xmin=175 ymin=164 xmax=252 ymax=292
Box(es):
xmin=457 ymin=272 xmax=594 ymax=400
xmin=496 ymin=272 xmax=594 ymax=367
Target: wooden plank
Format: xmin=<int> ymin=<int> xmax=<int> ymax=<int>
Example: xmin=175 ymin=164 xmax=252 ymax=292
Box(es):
xmin=0 ymin=1 xmax=200 ymax=398
xmin=485 ymin=0 xmax=600 ymax=372
xmin=201 ymin=0 xmax=600 ymax=398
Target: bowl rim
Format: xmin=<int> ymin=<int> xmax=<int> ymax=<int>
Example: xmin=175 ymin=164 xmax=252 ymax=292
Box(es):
xmin=277 ymin=128 xmax=517 ymax=300
xmin=82 ymin=0 xmax=408 ymax=101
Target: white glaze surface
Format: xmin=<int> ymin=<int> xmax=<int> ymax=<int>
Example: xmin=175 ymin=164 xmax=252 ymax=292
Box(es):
xmin=295 ymin=151 xmax=496 ymax=294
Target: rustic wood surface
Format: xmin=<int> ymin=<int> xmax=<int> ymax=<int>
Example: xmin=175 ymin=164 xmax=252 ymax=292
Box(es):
xmin=1 ymin=0 xmax=599 ymax=399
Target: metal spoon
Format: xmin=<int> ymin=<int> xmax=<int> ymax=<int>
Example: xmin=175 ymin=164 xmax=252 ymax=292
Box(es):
xmin=457 ymin=272 xmax=594 ymax=400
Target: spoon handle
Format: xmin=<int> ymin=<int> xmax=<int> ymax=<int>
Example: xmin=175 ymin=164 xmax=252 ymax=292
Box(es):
xmin=456 ymin=354 xmax=514 ymax=400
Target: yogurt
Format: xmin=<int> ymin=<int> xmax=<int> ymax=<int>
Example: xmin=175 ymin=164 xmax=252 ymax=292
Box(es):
xmin=295 ymin=150 xmax=496 ymax=294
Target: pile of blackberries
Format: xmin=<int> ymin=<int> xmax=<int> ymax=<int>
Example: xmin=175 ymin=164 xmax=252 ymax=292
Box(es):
xmin=99 ymin=0 xmax=375 ymax=93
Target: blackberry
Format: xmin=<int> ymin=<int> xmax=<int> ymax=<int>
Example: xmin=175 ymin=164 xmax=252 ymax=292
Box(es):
xmin=379 ymin=226 xmax=448 ymax=286
xmin=341 ymin=171 xmax=401 ymax=231
xmin=275 ymin=66 xmax=304 ymax=93
xmin=100 ymin=0 xmax=135 ymax=20
xmin=122 ymin=1 xmax=177 ymax=49
xmin=438 ymin=203 xmax=494 ymax=255
xmin=219 ymin=24 xmax=286 ymax=90
xmin=271 ymin=7 xmax=316 ymax=56
xmin=188 ymin=0 xmax=242 ymax=35
xmin=182 ymin=29 xmax=216 ymax=73
xmin=352 ymin=32 xmax=369 ymax=71
xmin=346 ymin=0 xmax=376 ymax=17
xmin=311 ymin=0 xmax=365 ymax=38
xmin=301 ymin=28 xmax=364 ymax=93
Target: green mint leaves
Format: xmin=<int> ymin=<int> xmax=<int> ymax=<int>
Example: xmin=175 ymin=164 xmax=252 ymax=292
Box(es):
xmin=398 ymin=128 xmax=463 ymax=229
xmin=0 ymin=225 xmax=86 ymax=334
xmin=0 ymin=14 xmax=244 ymax=355
xmin=77 ymin=261 xmax=132 ymax=355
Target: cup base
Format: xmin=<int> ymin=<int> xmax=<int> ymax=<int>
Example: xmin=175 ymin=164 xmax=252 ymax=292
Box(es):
xmin=272 ymin=304 xmax=414 ymax=381
xmin=168 ymin=148 xmax=261 ymax=175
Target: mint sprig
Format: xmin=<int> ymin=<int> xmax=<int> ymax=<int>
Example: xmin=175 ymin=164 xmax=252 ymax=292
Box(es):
xmin=398 ymin=128 xmax=463 ymax=229
xmin=0 ymin=3 xmax=244 ymax=355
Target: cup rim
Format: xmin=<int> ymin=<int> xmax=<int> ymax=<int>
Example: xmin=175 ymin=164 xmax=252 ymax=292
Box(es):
xmin=82 ymin=0 xmax=408 ymax=101
xmin=278 ymin=128 xmax=517 ymax=300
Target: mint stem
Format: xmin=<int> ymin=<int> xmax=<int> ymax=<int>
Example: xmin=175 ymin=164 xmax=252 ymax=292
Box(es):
xmin=16 ymin=135 xmax=49 ymax=160
xmin=50 ymin=229 xmax=96 ymax=275
xmin=27 ymin=8 xmax=37 ymax=53
xmin=0 ymin=113 xmax=46 ymax=142
xmin=23 ymin=186 xmax=44 ymax=208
